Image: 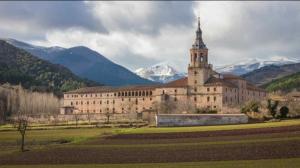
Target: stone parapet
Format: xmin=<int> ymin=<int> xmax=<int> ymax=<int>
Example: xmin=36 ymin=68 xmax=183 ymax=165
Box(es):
xmin=156 ymin=114 xmax=248 ymax=127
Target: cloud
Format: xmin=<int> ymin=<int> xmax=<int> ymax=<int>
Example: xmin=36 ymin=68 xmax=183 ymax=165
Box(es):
xmin=0 ymin=1 xmax=299 ymax=72
xmin=86 ymin=1 xmax=195 ymax=35
xmin=0 ymin=1 xmax=107 ymax=41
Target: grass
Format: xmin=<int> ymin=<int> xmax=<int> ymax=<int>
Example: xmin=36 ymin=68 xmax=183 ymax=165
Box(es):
xmin=1 ymin=158 xmax=300 ymax=168
xmin=0 ymin=128 xmax=113 ymax=156
xmin=116 ymin=119 xmax=300 ymax=134
xmin=0 ymin=128 xmax=110 ymax=142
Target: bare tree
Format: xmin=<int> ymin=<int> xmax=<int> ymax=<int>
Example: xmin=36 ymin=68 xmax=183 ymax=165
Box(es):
xmin=152 ymin=98 xmax=177 ymax=114
xmin=17 ymin=118 xmax=28 ymax=152
xmin=176 ymin=99 xmax=196 ymax=114
xmin=105 ymin=112 xmax=111 ymax=124
xmin=0 ymin=84 xmax=60 ymax=151
xmin=14 ymin=88 xmax=33 ymax=152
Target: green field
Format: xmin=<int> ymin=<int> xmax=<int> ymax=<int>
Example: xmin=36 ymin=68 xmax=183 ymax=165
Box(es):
xmin=118 ymin=119 xmax=300 ymax=134
xmin=1 ymin=119 xmax=300 ymax=167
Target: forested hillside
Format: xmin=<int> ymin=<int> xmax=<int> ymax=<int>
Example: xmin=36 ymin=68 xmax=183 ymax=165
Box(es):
xmin=241 ymin=63 xmax=300 ymax=86
xmin=0 ymin=40 xmax=99 ymax=95
xmin=263 ymin=72 xmax=300 ymax=93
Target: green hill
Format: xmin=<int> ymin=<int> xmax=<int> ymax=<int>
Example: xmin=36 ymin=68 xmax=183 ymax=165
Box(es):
xmin=263 ymin=72 xmax=300 ymax=93
xmin=0 ymin=40 xmax=99 ymax=95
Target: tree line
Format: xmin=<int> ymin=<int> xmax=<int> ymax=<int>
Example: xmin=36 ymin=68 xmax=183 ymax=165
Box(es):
xmin=0 ymin=83 xmax=60 ymax=124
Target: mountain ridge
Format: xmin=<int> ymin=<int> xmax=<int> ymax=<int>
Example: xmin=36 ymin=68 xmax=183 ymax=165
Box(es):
xmin=241 ymin=63 xmax=300 ymax=86
xmin=0 ymin=40 xmax=99 ymax=95
xmin=4 ymin=38 xmax=155 ymax=86
xmin=216 ymin=57 xmax=299 ymax=75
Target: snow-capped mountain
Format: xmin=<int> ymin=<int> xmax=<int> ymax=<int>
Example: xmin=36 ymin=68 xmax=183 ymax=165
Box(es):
xmin=135 ymin=63 xmax=186 ymax=83
xmin=215 ymin=56 xmax=300 ymax=75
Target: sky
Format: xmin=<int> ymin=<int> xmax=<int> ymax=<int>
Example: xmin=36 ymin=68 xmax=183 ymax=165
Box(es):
xmin=0 ymin=1 xmax=299 ymax=72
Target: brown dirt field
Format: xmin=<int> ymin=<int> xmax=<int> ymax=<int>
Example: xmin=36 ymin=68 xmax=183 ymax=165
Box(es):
xmin=0 ymin=126 xmax=300 ymax=165
xmin=0 ymin=140 xmax=299 ymax=165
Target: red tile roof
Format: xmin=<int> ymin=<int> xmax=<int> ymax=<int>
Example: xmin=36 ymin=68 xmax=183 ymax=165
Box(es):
xmin=66 ymin=74 xmax=265 ymax=94
xmin=163 ymin=77 xmax=188 ymax=87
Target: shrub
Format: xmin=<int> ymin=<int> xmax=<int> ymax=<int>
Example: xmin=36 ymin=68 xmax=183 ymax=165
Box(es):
xmin=279 ymin=106 xmax=289 ymax=118
xmin=267 ymin=99 xmax=279 ymax=118
xmin=241 ymin=101 xmax=260 ymax=113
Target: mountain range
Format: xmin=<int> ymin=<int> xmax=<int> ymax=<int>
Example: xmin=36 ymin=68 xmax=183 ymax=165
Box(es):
xmin=215 ymin=57 xmax=300 ymax=75
xmin=242 ymin=63 xmax=300 ymax=86
xmin=0 ymin=40 xmax=98 ymax=95
xmin=3 ymin=38 xmax=300 ymax=89
xmin=4 ymin=38 xmax=154 ymax=86
xmin=135 ymin=62 xmax=186 ymax=83
xmin=135 ymin=57 xmax=300 ymax=83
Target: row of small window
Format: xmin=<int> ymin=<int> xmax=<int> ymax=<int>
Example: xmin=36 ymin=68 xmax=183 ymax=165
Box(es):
xmin=79 ymin=107 xmax=151 ymax=113
xmin=67 ymin=90 xmax=153 ymax=98
xmin=161 ymin=89 xmax=178 ymax=94
xmin=70 ymin=97 xmax=152 ymax=106
xmin=118 ymin=90 xmax=153 ymax=97
xmin=224 ymin=95 xmax=250 ymax=102
xmin=225 ymin=88 xmax=266 ymax=97
xmin=193 ymin=96 xmax=217 ymax=102
xmin=193 ymin=87 xmax=218 ymax=92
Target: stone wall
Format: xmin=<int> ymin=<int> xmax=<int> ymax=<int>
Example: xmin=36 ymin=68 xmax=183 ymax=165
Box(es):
xmin=13 ymin=113 xmax=140 ymax=124
xmin=156 ymin=114 xmax=248 ymax=127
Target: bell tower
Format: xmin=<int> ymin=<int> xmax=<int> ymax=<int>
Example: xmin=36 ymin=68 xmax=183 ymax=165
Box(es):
xmin=188 ymin=17 xmax=213 ymax=87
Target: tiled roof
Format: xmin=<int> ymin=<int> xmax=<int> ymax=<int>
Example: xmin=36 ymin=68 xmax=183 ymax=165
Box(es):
xmin=66 ymin=84 xmax=159 ymax=94
xmin=66 ymin=75 xmax=265 ymax=94
xmin=163 ymin=77 xmax=188 ymax=88
xmin=246 ymin=82 xmax=266 ymax=92
xmin=204 ymin=77 xmax=237 ymax=88
xmin=222 ymin=74 xmax=245 ymax=80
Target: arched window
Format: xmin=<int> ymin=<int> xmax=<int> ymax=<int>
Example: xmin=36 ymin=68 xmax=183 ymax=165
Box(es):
xmin=194 ymin=53 xmax=197 ymax=62
xmin=200 ymin=56 xmax=203 ymax=62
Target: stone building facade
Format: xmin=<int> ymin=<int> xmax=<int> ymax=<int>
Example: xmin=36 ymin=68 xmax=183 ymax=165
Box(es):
xmin=62 ymin=18 xmax=266 ymax=116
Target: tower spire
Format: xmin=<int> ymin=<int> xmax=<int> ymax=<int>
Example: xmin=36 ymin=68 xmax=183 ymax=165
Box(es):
xmin=198 ymin=17 xmax=200 ymax=30
xmin=192 ymin=17 xmax=206 ymax=49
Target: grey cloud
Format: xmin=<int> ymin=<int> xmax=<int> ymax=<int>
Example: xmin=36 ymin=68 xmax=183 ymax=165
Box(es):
xmin=111 ymin=1 xmax=196 ymax=36
xmin=0 ymin=1 xmax=107 ymax=35
xmin=205 ymin=2 xmax=300 ymax=65
xmin=1 ymin=1 xmax=299 ymax=70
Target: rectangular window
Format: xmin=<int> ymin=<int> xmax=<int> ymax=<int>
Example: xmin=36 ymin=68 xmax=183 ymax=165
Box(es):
xmin=207 ymin=88 xmax=210 ymax=92
xmin=207 ymin=97 xmax=210 ymax=102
